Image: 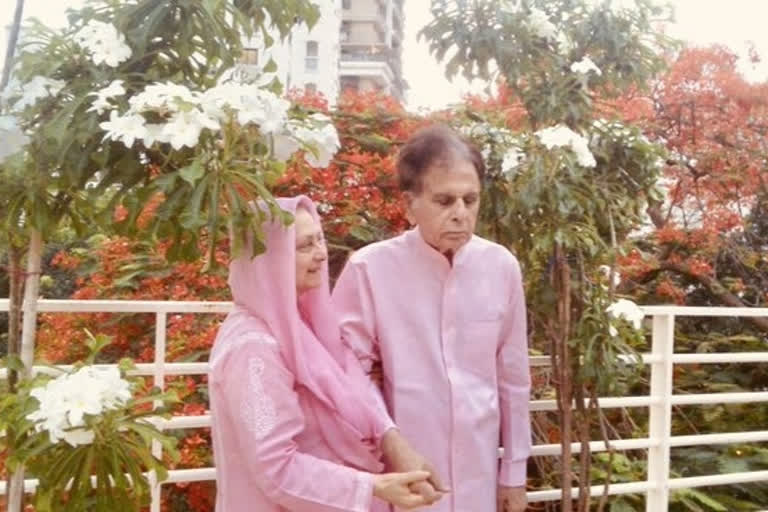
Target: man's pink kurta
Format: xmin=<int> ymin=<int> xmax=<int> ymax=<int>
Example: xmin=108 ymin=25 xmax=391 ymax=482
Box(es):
xmin=333 ymin=228 xmax=532 ymax=512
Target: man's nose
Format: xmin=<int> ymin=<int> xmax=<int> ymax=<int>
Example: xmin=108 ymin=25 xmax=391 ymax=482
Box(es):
xmin=451 ymin=199 xmax=469 ymax=221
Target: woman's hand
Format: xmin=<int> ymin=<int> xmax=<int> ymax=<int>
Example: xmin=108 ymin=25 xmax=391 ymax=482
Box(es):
xmin=380 ymin=429 xmax=448 ymax=505
xmin=373 ymin=471 xmax=434 ymax=509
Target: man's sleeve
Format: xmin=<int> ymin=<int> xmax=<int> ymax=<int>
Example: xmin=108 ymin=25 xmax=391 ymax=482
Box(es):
xmin=332 ymin=256 xmax=391 ymax=419
xmin=497 ymin=256 xmax=532 ymax=487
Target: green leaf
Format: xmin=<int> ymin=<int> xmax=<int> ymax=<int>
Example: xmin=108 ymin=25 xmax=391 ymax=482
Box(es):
xmin=264 ymin=57 xmax=278 ymax=73
xmin=179 ymin=159 xmax=205 ymax=187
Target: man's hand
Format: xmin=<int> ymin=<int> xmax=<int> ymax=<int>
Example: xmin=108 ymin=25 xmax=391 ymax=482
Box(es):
xmin=381 ymin=430 xmax=448 ymax=505
xmin=497 ymin=485 xmax=526 ymax=512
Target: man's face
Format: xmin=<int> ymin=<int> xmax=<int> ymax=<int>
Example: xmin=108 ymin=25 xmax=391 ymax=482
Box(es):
xmin=406 ymin=159 xmax=481 ymax=256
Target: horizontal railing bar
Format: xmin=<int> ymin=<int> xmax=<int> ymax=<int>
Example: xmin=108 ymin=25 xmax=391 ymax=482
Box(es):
xmin=531 ymin=396 xmax=659 ymax=412
xmin=2 ymin=300 xmax=768 ymax=318
xmin=671 ymin=353 xmax=768 ymax=364
xmin=670 ymin=430 xmax=768 ymax=448
xmin=526 ymin=481 xmax=654 ymax=501
xmin=669 ymin=470 xmax=768 ymax=489
xmin=162 ymin=415 xmax=211 ymax=430
xmin=530 ymin=354 xmax=659 ymax=367
xmin=531 ymin=438 xmax=657 ymax=456
xmin=641 ymin=305 xmax=768 ymax=317
xmin=0 ymin=363 xmax=209 ymax=380
xmin=671 ymin=391 xmax=768 ymax=406
xmin=0 ymin=299 xmax=232 ymax=314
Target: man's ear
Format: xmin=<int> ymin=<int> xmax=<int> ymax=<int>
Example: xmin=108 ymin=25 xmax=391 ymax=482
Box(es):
xmin=403 ymin=191 xmax=417 ymax=226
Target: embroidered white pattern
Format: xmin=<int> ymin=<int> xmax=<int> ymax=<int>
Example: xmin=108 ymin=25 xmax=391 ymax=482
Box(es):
xmin=238 ymin=337 xmax=279 ymax=440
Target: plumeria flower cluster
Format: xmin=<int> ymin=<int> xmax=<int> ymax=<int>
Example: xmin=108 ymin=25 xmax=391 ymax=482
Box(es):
xmin=26 ymin=366 xmax=133 ymax=447
xmin=97 ymin=78 xmax=341 ymax=166
xmin=73 ymin=20 xmax=132 ymax=67
xmin=527 ymin=7 xmax=558 ymax=40
xmin=460 ymin=121 xmax=526 ymax=176
xmin=1 ymin=76 xmax=66 ymax=112
xmin=570 ymin=56 xmax=602 ymax=76
xmin=606 ymin=298 xmax=644 ymax=337
xmin=273 ymin=113 xmax=341 ymax=168
xmin=535 ymin=124 xmax=597 ymax=168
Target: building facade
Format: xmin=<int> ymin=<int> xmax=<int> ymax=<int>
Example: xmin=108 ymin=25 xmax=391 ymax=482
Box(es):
xmin=242 ymin=0 xmax=343 ymax=104
xmin=340 ymin=0 xmax=406 ymax=100
xmin=241 ymin=0 xmax=406 ymax=104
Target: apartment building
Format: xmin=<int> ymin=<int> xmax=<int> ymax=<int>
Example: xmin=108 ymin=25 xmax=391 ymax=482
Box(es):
xmin=239 ymin=0 xmax=406 ymax=103
xmin=241 ymin=0 xmax=342 ymax=103
xmin=339 ymin=0 xmax=406 ymax=100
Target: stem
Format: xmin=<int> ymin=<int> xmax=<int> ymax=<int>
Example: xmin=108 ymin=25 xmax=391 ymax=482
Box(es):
xmin=596 ymin=397 xmax=614 ymax=512
xmin=4 ymin=243 xmax=23 ymax=509
xmin=553 ymin=244 xmax=573 ymax=512
xmin=8 ymin=228 xmax=43 ymax=512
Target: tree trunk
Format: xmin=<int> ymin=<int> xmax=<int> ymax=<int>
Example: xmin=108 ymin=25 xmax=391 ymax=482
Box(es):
xmin=4 ymin=243 xmax=24 ymax=506
xmin=7 ymin=228 xmax=42 ymax=512
xmin=1 ymin=0 xmax=25 ymax=90
xmin=552 ymin=245 xmax=574 ymax=512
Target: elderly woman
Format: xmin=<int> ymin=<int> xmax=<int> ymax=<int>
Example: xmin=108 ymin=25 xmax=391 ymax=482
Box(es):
xmin=209 ymin=195 xmax=440 ymax=512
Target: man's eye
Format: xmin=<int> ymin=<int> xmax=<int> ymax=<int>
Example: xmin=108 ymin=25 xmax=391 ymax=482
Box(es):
xmin=465 ymin=196 xmax=478 ymax=205
xmin=436 ymin=197 xmax=453 ymax=206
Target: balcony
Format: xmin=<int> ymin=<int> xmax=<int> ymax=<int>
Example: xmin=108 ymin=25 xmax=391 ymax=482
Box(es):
xmin=3 ymin=300 xmax=768 ymax=511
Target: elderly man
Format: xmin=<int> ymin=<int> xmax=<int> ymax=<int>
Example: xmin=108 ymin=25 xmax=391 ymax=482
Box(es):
xmin=332 ymin=125 xmax=531 ymax=512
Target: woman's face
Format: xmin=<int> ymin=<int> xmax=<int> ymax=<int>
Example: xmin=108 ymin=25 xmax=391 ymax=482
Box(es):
xmin=294 ymin=207 xmax=328 ymax=294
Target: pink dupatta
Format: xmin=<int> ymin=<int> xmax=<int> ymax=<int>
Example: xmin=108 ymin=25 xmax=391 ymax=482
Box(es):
xmin=212 ymin=195 xmax=386 ymax=472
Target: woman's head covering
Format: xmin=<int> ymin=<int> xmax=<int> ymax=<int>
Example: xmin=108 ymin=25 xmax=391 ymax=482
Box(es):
xmin=214 ymin=195 xmax=385 ymax=471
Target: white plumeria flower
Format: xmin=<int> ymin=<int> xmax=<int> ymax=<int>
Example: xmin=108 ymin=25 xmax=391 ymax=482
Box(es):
xmin=159 ymin=109 xmax=220 ymax=150
xmin=571 ymin=56 xmax=602 ymax=76
xmin=501 ymin=147 xmax=525 ymax=175
xmin=528 ymin=8 xmax=558 ymax=40
xmin=9 ymin=76 xmax=65 ymax=110
xmin=74 ymin=20 xmax=132 ymax=68
xmin=88 ymin=80 xmax=127 ymax=115
xmin=570 ymin=135 xmax=597 ymax=167
xmin=0 ymin=115 xmax=30 ymax=163
xmin=62 ymin=428 xmax=96 ymax=447
xmin=499 ymin=0 xmax=521 ymax=14
xmin=100 ymin=110 xmax=148 ymax=148
xmin=302 ymin=123 xmax=340 ymax=168
xmin=606 ymin=298 xmax=645 ymax=337
xmin=535 ymin=124 xmax=597 ymax=168
xmin=598 ymin=265 xmax=622 ymax=288
xmin=237 ymin=90 xmax=290 ymax=134
xmin=556 ymin=31 xmax=573 ymax=53
xmin=536 ymin=125 xmax=578 ymax=149
xmin=129 ymin=82 xmax=199 ymax=113
xmin=26 ymin=366 xmax=133 ymax=446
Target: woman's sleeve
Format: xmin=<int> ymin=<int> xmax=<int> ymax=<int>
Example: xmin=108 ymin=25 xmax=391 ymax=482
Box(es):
xmin=212 ymin=332 xmax=376 ymax=512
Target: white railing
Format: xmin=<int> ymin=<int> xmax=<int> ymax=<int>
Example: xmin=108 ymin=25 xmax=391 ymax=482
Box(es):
xmin=1 ymin=300 xmax=768 ymax=511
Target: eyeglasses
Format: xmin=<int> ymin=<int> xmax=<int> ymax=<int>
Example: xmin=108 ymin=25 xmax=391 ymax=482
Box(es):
xmin=296 ymin=237 xmax=327 ymax=254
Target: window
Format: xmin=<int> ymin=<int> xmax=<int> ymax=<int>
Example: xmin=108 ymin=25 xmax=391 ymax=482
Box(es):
xmin=340 ymin=21 xmax=351 ymax=42
xmin=340 ymin=76 xmax=360 ymax=92
xmin=342 ymin=0 xmax=351 ymax=9
xmin=241 ymin=48 xmax=259 ymax=65
xmin=305 ymin=41 xmax=319 ymax=71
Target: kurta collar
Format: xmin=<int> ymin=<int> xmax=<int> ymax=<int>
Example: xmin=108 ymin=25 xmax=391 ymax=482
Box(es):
xmin=405 ymin=227 xmax=472 ymax=272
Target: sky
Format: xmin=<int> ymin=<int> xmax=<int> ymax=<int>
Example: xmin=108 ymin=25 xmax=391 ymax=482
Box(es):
xmin=2 ymin=0 xmax=768 ymax=111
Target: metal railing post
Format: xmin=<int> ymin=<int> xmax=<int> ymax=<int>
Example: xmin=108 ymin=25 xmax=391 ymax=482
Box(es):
xmin=646 ymin=314 xmax=675 ymax=511
xmin=150 ymin=311 xmax=167 ymax=512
